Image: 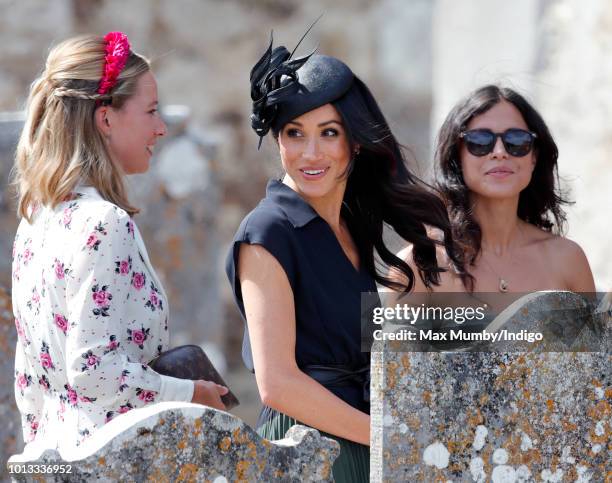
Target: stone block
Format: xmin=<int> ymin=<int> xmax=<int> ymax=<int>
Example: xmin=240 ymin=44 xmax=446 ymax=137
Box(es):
xmin=8 ymin=402 xmax=339 ymax=482
xmin=371 ymin=291 xmax=611 ymax=481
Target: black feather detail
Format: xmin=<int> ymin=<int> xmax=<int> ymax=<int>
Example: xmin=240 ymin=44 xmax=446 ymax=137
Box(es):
xmin=249 ymin=29 xmax=318 ymax=148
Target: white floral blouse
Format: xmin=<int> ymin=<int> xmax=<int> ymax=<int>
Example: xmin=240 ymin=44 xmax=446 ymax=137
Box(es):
xmin=12 ymin=186 xmax=194 ymax=455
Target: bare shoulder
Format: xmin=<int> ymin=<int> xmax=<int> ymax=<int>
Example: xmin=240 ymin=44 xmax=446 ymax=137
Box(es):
xmin=238 ymin=243 xmax=288 ymax=284
xmin=391 ymin=227 xmax=463 ymax=293
xmin=550 ymin=236 xmax=592 ymax=274
xmin=527 ymin=226 xmax=595 ymax=291
xmin=548 ymin=235 xmax=586 ymax=259
xmin=527 ymin=225 xmax=586 ymax=261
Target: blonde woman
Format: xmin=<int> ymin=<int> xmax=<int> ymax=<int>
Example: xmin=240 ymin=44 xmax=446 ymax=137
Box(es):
xmin=11 ymin=32 xmax=226 ymax=457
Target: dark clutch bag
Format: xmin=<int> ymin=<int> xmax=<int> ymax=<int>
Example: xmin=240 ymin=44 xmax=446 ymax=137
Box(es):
xmin=149 ymin=344 xmax=240 ymax=410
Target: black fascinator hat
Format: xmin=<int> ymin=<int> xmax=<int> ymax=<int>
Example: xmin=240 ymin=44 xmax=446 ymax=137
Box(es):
xmin=250 ymin=32 xmax=354 ymax=147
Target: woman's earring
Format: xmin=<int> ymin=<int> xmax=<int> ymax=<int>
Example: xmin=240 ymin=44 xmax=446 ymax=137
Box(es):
xmin=354 ymin=145 xmax=361 ymax=157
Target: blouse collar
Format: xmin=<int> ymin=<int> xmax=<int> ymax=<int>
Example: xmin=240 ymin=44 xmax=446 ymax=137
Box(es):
xmin=265 ymin=179 xmax=319 ymax=228
xmin=73 ymin=185 xmax=101 ymax=199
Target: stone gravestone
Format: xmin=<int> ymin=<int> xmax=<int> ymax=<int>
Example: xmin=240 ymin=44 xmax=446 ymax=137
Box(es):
xmin=371 ymin=291 xmax=610 ymax=482
xmin=8 ymin=402 xmax=339 ymax=482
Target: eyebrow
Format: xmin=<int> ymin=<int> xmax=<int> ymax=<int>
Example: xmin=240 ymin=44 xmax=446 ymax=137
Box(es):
xmin=148 ymin=100 xmax=159 ymax=108
xmin=287 ymin=120 xmax=343 ymax=128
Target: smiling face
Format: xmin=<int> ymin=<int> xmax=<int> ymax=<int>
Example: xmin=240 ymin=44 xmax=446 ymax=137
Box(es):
xmin=460 ymin=100 xmax=536 ymax=201
xmin=103 ymin=71 xmax=166 ymax=174
xmin=278 ymin=103 xmax=352 ymax=204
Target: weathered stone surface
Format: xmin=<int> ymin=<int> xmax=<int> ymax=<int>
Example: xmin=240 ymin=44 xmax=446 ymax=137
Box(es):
xmin=0 ymin=285 xmax=22 ymax=483
xmin=482 ymin=291 xmax=607 ymax=353
xmin=371 ymin=291 xmax=611 ymax=482
xmin=8 ymin=402 xmax=339 ymax=482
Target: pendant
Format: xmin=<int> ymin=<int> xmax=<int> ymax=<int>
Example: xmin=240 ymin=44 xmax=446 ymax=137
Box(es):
xmin=499 ymin=278 xmax=509 ymax=292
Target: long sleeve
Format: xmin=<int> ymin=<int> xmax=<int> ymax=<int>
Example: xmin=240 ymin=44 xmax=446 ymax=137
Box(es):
xmin=14 ymin=339 xmax=44 ymax=444
xmin=64 ymin=206 xmax=193 ymax=409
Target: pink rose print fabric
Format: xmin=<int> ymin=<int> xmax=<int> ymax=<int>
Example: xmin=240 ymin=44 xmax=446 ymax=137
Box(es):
xmin=91 ymin=284 xmax=112 ymax=317
xmin=115 ymin=255 xmax=132 ymax=275
xmin=104 ymin=334 xmax=120 ymax=354
xmin=39 ymin=341 xmax=55 ymax=372
xmin=53 ymin=258 xmax=70 ymax=280
xmin=54 ymin=313 xmax=69 ymax=334
xmin=16 ymin=372 xmax=32 ymax=395
xmin=15 ymin=317 xmax=30 ymax=345
xmin=26 ymin=413 xmax=39 ymax=440
xmin=127 ymin=327 xmax=150 ymax=349
xmin=131 ymin=271 xmax=146 ymax=290
xmin=145 ymin=283 xmax=163 ymax=311
xmin=11 ymin=186 xmax=193 ymax=454
xmin=38 ymin=374 xmax=50 ymax=392
xmin=61 ymin=201 xmax=79 ymax=229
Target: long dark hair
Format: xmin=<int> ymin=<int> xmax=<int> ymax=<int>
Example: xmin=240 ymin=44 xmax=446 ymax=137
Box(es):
xmin=435 ymin=85 xmax=569 ymax=287
xmin=329 ymin=77 xmax=466 ymax=292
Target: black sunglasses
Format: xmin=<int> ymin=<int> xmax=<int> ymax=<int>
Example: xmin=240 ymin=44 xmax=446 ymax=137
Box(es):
xmin=460 ymin=128 xmax=537 ymax=157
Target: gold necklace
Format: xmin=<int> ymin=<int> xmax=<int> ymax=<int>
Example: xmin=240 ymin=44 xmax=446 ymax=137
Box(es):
xmin=480 ymin=254 xmax=509 ymax=292
xmin=481 ymin=220 xmax=525 ymax=293
xmin=479 ymin=223 xmax=526 ymax=293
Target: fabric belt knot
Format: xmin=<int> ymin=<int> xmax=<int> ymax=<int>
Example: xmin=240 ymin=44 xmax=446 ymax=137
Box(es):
xmin=301 ymin=364 xmax=370 ymax=404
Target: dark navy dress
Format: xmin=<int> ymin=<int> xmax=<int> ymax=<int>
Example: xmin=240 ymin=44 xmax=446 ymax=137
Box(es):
xmin=226 ymin=179 xmax=376 ymax=482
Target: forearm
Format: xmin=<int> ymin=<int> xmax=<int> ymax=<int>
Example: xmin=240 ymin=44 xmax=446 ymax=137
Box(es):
xmin=66 ymin=349 xmax=193 ymax=406
xmin=258 ymin=368 xmax=370 ymax=446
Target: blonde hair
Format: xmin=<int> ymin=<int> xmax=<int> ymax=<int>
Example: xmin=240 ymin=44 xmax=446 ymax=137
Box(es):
xmin=13 ymin=34 xmax=151 ymax=221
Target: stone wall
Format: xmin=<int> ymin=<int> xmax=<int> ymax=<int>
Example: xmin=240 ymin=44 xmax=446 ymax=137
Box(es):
xmin=371 ymin=292 xmax=611 ymax=482
xmin=8 ymin=403 xmax=339 ymax=482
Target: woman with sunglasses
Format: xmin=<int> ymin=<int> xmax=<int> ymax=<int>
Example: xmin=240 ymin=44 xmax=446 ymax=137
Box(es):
xmin=395 ymin=85 xmax=594 ymax=293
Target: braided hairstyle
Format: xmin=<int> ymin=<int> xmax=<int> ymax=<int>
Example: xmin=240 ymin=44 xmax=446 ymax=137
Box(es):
xmin=13 ymin=34 xmax=150 ymax=221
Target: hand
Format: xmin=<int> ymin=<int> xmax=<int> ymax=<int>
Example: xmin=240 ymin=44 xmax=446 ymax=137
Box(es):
xmin=191 ymin=380 xmax=229 ymax=411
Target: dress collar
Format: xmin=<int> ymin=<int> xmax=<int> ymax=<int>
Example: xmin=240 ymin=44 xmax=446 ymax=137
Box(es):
xmin=73 ymin=185 xmax=101 ymax=199
xmin=265 ymin=179 xmax=319 ymax=228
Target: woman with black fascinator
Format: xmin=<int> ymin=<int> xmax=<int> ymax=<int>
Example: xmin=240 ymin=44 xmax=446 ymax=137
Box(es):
xmin=226 ymin=34 xmax=465 ymax=481
xmin=394 ymin=85 xmax=595 ymax=294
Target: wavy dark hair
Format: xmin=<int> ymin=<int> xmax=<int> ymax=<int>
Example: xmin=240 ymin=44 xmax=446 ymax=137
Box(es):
xmin=435 ymin=85 xmax=569 ymax=288
xmin=276 ymin=77 xmax=467 ymax=292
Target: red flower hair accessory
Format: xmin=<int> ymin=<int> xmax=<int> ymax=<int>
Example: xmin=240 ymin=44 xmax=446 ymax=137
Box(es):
xmin=98 ymin=31 xmax=131 ymax=96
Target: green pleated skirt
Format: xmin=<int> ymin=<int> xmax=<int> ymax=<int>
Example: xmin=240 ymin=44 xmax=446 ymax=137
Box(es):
xmin=257 ymin=406 xmax=369 ymax=483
